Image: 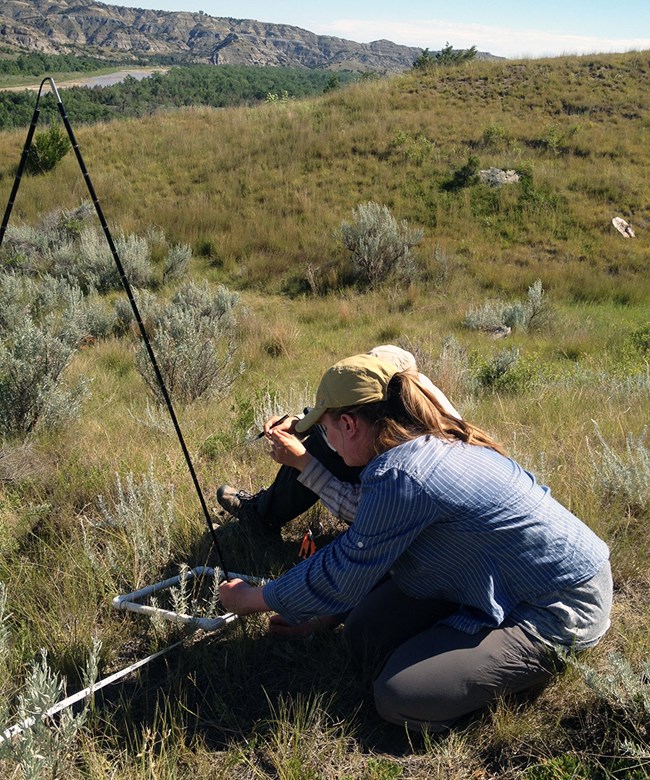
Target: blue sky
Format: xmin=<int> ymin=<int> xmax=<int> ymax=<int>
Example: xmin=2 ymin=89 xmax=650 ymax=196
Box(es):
xmin=106 ymin=0 xmax=650 ymax=58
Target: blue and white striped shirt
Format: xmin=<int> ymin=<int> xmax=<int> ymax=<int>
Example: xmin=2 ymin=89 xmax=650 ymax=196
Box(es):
xmin=263 ymin=436 xmax=610 ymax=646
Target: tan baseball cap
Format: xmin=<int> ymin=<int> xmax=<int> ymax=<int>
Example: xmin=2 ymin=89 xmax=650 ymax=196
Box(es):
xmin=295 ymin=354 xmax=398 ymax=433
xmin=368 ymin=344 xmax=417 ymax=373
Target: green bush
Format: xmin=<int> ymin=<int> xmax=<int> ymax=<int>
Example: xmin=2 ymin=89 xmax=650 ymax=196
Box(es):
xmin=473 ymin=348 xmax=536 ymax=394
xmin=630 ymin=323 xmax=650 ymax=354
xmin=24 ymin=125 xmax=71 ymax=175
xmin=481 ymin=123 xmax=511 ymax=147
xmin=442 ymin=155 xmax=481 ymax=192
xmin=412 ymin=43 xmax=477 ymax=70
xmin=338 ymin=201 xmax=423 ymax=287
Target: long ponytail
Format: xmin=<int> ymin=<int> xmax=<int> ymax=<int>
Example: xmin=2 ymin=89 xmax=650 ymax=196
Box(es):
xmin=331 ymin=372 xmax=506 ymax=456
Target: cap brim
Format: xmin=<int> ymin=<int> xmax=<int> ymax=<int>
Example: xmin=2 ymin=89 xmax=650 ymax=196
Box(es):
xmin=295 ymin=406 xmax=327 ymax=433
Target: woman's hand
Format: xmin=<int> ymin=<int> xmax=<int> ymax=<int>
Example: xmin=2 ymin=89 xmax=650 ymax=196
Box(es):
xmin=268 ymin=428 xmax=312 ymax=471
xmin=263 ymin=414 xmax=299 ymax=436
xmin=219 ymin=578 xmax=269 ymax=615
xmin=268 ymin=613 xmax=340 ymax=639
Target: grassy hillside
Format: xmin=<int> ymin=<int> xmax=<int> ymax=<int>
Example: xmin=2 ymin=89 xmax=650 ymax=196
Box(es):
xmin=0 ymin=52 xmax=648 ymax=778
xmin=2 ymin=52 xmax=649 ymax=301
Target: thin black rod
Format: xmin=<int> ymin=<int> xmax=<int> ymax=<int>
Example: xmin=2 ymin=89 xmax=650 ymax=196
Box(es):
xmin=0 ymin=105 xmax=40 ymax=246
xmin=0 ymin=77 xmax=230 ymax=580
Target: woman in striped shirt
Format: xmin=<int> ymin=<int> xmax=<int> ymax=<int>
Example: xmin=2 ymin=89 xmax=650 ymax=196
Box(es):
xmin=219 ymin=353 xmax=612 ymax=731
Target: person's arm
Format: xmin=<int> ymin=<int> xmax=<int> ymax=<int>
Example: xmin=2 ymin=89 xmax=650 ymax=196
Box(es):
xmin=269 ymin=428 xmax=362 ymax=522
xmin=263 ymin=467 xmax=435 ymax=624
xmin=297 ymin=457 xmax=361 ymax=523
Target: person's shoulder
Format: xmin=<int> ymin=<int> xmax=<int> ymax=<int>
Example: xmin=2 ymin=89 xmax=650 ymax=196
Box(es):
xmin=371 ymin=436 xmax=445 ymax=472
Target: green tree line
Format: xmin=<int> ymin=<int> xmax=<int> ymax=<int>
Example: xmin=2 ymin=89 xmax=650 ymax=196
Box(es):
xmin=0 ymin=64 xmax=358 ymax=130
xmin=0 ymin=50 xmax=187 ymax=76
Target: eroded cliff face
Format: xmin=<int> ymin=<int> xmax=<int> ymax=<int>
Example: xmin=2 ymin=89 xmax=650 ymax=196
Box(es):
xmin=0 ymin=0 xmax=425 ymax=72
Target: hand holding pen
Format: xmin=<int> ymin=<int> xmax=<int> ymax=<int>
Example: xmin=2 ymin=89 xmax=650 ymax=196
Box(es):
xmin=255 ymin=413 xmax=292 ymax=439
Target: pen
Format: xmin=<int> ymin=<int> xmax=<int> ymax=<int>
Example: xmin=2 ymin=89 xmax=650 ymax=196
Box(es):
xmin=255 ymin=413 xmax=290 ymax=439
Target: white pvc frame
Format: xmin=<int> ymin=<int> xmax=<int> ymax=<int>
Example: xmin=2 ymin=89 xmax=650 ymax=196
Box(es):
xmin=112 ymin=565 xmax=264 ymax=631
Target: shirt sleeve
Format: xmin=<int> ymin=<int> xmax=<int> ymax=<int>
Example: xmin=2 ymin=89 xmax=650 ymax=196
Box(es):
xmin=296 ymin=457 xmax=361 ymax=523
xmin=264 ymin=465 xmax=435 ymax=624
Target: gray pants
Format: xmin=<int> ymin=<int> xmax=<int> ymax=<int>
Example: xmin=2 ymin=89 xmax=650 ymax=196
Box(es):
xmin=343 ymin=578 xmax=559 ymax=731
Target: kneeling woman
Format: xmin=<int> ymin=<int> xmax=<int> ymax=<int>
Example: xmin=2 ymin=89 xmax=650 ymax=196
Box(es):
xmin=219 ymin=354 xmax=612 ymax=731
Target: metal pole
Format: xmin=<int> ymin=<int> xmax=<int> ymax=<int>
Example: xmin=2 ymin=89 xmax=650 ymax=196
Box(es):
xmin=0 ymin=105 xmax=40 ymax=246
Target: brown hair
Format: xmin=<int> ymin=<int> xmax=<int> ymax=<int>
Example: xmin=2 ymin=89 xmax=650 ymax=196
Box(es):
xmin=329 ymin=371 xmax=506 ymax=457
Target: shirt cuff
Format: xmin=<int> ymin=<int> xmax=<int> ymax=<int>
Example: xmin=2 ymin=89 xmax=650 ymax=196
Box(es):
xmin=297 ymin=457 xmax=332 ymax=494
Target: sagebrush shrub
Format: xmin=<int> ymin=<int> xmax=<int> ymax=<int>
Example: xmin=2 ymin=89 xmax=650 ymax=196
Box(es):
xmin=85 ymin=466 xmax=176 ymax=589
xmin=113 ymin=288 xmax=162 ymax=336
xmin=573 ymin=653 xmax=649 ymax=753
xmin=0 ymin=272 xmax=114 ymax=344
xmin=0 ymin=583 xmax=10 ymax=706
xmin=136 ymin=306 xmax=240 ymax=405
xmin=163 ymin=243 xmax=192 ymax=283
xmin=170 ymin=281 xmax=241 ymax=337
xmin=61 ymin=228 xmax=154 ymax=292
xmin=0 ymin=644 xmax=99 ymax=777
xmin=0 ymin=317 xmax=88 ymax=438
xmin=588 ymin=424 xmax=650 ymax=516
xmin=135 ymin=282 xmax=242 ymax=405
xmin=1 ymin=205 xmax=155 ymax=293
xmin=338 ymin=201 xmax=423 ymax=287
xmin=252 ymin=386 xmax=313 ymax=436
xmin=464 ymin=279 xmax=551 ymax=333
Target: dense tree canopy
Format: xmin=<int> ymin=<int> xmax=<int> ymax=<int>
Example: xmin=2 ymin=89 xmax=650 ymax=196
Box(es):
xmin=0 ymin=64 xmax=359 ymax=130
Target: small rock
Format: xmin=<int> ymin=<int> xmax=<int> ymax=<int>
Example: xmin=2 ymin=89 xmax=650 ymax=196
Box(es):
xmin=479 ymin=168 xmax=521 ymax=187
xmin=612 ymin=217 xmax=635 ymax=238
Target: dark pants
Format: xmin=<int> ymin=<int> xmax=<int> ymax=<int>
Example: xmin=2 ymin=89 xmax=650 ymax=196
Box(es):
xmin=343 ymin=578 xmax=559 ymax=731
xmin=256 ymin=428 xmax=363 ymax=530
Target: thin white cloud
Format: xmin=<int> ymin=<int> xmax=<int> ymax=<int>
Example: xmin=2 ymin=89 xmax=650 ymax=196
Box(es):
xmin=311 ymin=18 xmax=650 ymax=58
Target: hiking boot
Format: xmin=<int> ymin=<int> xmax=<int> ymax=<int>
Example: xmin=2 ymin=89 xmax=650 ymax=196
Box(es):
xmin=216 ymin=485 xmax=257 ymax=519
xmin=215 ymin=484 xmax=281 ymax=541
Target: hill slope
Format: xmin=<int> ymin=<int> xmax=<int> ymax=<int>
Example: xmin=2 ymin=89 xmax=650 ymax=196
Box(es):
xmin=2 ymin=52 xmax=647 ymax=302
xmin=2 ymin=0 xmax=428 ymax=72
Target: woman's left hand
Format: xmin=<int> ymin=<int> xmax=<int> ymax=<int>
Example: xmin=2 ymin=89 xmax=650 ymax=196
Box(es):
xmin=268 ymin=428 xmax=312 ymax=471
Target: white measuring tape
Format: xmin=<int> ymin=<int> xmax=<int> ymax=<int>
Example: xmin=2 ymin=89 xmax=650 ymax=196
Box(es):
xmin=2 ymin=566 xmax=264 ymax=744
xmin=1 ymin=638 xmax=184 ymax=744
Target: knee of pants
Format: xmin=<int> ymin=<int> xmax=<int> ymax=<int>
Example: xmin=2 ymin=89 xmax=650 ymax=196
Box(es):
xmin=372 ymin=674 xmax=451 ymax=732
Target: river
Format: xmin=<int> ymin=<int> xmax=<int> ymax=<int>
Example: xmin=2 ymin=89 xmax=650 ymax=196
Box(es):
xmin=0 ymin=68 xmax=167 ymax=92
